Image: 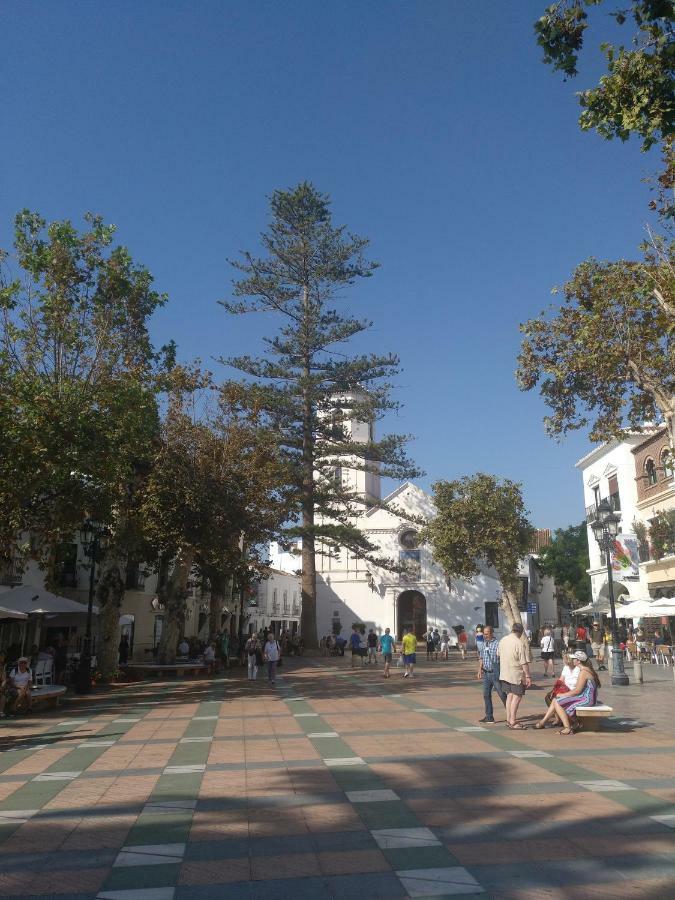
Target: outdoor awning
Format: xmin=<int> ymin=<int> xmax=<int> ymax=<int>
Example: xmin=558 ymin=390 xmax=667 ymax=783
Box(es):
xmin=613 ymin=599 xmax=660 ymax=619
xmin=575 ymin=600 xmax=613 ymax=615
xmin=0 ymin=584 xmax=97 ymax=616
xmin=0 ymin=605 xmax=28 ymax=620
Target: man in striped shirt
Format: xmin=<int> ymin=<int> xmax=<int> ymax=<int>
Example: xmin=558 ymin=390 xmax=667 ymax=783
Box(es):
xmin=476 ymin=626 xmax=506 ymax=724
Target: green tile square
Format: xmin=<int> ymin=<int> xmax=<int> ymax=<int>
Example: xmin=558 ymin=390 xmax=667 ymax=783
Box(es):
xmin=125 ymin=812 xmax=193 ymax=846
xmin=383 ymin=845 xmax=459 ymax=870
xmin=356 ymin=801 xmax=420 ymax=829
xmin=102 ymin=863 xmax=181 ymax=890
xmin=151 ymin=774 xmax=203 ymax=801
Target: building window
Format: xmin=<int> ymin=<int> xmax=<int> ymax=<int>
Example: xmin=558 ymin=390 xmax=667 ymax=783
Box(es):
xmin=399 ymin=550 xmax=421 ymax=583
xmin=399 ymin=529 xmax=419 ymax=550
xmin=607 ymin=474 xmax=620 ymax=512
xmin=661 ymin=448 xmax=673 ymax=478
xmin=592 ymin=485 xmax=600 ymax=508
xmin=645 ymin=458 xmax=658 ymax=486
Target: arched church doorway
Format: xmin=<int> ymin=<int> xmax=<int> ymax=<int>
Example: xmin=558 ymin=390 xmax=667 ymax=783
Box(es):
xmin=397 ymin=590 xmax=427 ymax=640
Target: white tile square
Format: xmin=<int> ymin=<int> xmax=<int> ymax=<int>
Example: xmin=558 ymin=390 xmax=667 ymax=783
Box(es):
xmin=57 ymin=719 xmax=88 ymax=726
xmin=98 ymin=889 xmax=175 ymax=900
xmin=193 ymin=715 xmax=218 ymax=720
xmin=415 ymin=708 xmax=438 ymax=713
xmin=294 ymin=712 xmax=319 ymax=718
xmin=307 ymin=732 xmax=338 ymax=738
xmin=576 ymin=779 xmax=635 ymax=792
xmin=114 ymin=718 xmax=141 ymax=723
xmin=163 ymin=764 xmax=206 ymax=774
xmin=323 ymin=756 xmax=366 ymax=767
xmin=78 ymin=741 xmax=116 ymax=749
xmin=179 ymin=736 xmax=212 ymax=743
xmin=371 ymin=827 xmax=441 ymax=849
xmin=397 ymin=866 xmax=484 ymax=896
xmin=33 ymin=771 xmax=81 ymax=782
xmin=346 ymin=789 xmax=399 ymax=803
xmin=651 ymin=814 xmax=675 ymax=828
xmin=142 ymin=800 xmax=197 ymax=814
xmin=455 ymin=726 xmax=487 ymax=732
xmin=114 ymin=843 xmax=185 ymax=868
xmin=509 ymin=750 xmax=553 ymax=758
xmin=0 ymin=809 xmax=39 ymax=823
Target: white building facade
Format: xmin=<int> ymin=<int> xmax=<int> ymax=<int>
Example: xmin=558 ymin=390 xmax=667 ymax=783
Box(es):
xmin=575 ymin=437 xmax=650 ymax=607
xmin=251 ymin=566 xmax=301 ymax=636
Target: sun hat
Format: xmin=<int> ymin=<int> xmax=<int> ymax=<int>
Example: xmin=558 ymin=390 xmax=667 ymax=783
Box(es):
xmin=17 ymin=656 xmax=29 ymax=664
xmin=571 ymin=650 xmax=588 ymax=662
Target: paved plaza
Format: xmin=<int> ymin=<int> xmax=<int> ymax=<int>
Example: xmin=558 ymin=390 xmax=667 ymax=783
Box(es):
xmin=0 ymin=655 xmax=674 ymax=899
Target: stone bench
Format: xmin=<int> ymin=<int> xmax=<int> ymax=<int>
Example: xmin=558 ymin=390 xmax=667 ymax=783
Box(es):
xmin=30 ymin=685 xmax=67 ymax=708
xmin=124 ymin=663 xmax=210 ymax=679
xmin=576 ymin=704 xmax=613 ymax=731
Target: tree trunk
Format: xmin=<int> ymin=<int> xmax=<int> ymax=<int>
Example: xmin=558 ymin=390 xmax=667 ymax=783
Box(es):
xmin=209 ymin=571 xmax=226 ymax=637
xmin=299 ymin=283 xmax=318 ymax=649
xmin=96 ymin=553 xmax=126 ymax=677
xmin=157 ymin=546 xmax=195 ymax=664
xmin=500 ymin=585 xmax=523 ymax=629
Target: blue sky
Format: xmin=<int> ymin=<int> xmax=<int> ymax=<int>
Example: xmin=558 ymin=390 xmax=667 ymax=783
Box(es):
xmin=2 ymin=1 xmax=657 ymax=529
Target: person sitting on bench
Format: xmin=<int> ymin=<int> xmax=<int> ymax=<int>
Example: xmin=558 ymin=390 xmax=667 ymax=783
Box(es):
xmin=534 ymin=651 xmax=600 ymax=735
xmin=9 ymin=657 xmax=33 ymax=714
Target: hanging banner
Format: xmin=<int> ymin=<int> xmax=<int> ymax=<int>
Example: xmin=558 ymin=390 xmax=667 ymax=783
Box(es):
xmin=611 ymin=534 xmax=640 ymax=577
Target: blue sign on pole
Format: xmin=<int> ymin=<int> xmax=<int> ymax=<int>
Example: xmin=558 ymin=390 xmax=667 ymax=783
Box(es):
xmin=527 ymin=602 xmax=538 ymax=614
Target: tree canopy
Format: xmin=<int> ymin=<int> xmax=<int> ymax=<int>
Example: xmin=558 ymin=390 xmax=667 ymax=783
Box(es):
xmin=538 ymin=522 xmax=591 ymax=605
xmin=423 ymin=474 xmax=534 ymax=626
xmin=221 ymin=182 xmax=419 ymax=646
xmin=535 ymin=1 xmax=674 ymax=151
xmin=517 ymin=247 xmax=675 ymax=447
xmin=0 ymin=210 xmax=167 ymax=572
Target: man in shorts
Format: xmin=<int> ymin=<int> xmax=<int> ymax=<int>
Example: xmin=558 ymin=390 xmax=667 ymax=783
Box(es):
xmin=401 ymin=626 xmax=417 ymax=678
xmin=378 ymin=627 xmax=395 ymax=678
xmin=498 ymin=622 xmax=532 ymax=730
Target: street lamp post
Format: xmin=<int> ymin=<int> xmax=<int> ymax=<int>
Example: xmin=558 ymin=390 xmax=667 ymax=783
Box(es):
xmin=589 ymin=499 xmax=629 ymax=687
xmin=76 ymin=519 xmax=107 ymax=695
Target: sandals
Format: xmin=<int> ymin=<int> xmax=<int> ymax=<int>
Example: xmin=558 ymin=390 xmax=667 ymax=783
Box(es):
xmin=507 ymin=722 xmax=528 ymax=730
xmin=534 ymin=721 xmax=547 ymax=730
xmin=558 ymin=727 xmax=574 ymax=735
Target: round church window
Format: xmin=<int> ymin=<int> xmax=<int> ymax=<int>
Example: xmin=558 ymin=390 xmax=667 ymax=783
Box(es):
xmin=399 ymin=529 xmax=419 ymax=550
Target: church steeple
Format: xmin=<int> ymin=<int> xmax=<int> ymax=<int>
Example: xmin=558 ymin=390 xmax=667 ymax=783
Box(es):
xmin=328 ymin=389 xmax=381 ymax=507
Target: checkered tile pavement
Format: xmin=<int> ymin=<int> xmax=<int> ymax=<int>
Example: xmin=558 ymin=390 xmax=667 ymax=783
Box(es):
xmin=1 ymin=655 xmax=674 ymax=898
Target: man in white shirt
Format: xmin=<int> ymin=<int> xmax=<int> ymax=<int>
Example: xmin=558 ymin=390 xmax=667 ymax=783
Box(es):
xmin=178 ymin=639 xmax=190 ymax=657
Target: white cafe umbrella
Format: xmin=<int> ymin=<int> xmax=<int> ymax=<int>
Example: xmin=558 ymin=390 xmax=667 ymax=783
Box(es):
xmin=0 ymin=584 xmax=97 ymax=615
xmin=0 ymin=605 xmax=28 ymax=620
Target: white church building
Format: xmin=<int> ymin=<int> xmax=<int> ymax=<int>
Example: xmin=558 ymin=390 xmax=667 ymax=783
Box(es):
xmin=271 ymin=394 xmax=512 ymax=643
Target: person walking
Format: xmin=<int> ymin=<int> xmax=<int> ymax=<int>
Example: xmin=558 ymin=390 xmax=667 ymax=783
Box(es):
xmin=498 ymin=622 xmax=532 ymax=730
xmin=264 ymin=632 xmax=281 ymax=684
xmin=476 ymin=625 xmax=506 ymax=724
xmin=378 ymin=627 xmax=395 ymax=678
xmin=401 ymin=626 xmax=417 ymax=678
xmin=475 ymin=626 xmax=485 ymax=659
xmin=458 ymin=627 xmax=468 ymax=660
xmin=349 ymin=627 xmax=363 ymax=668
xmin=540 ymin=627 xmax=555 ymax=677
xmin=366 ymin=629 xmax=378 ymax=665
xmin=590 ymin=622 xmax=606 ymax=671
xmin=425 ymin=630 xmax=435 ymax=661
xmin=246 ymin=634 xmax=261 ymax=680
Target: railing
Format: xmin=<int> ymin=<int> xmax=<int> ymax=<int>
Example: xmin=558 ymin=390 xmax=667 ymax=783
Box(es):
xmin=0 ymin=560 xmax=23 ymax=587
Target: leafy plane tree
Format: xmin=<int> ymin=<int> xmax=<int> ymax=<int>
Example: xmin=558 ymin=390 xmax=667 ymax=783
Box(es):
xmin=535 ymin=0 xmax=674 ymax=151
xmin=423 ymin=474 xmax=534 ymax=627
xmin=221 ymin=182 xmax=419 ymax=647
xmin=538 ymin=523 xmax=592 ymax=606
xmin=0 ymin=210 xmax=168 ymax=675
xmin=517 ymin=252 xmax=675 ymax=449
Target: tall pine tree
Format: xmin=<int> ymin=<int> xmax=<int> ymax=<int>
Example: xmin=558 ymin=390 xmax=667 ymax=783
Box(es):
xmin=221 ymin=183 xmax=419 ymax=647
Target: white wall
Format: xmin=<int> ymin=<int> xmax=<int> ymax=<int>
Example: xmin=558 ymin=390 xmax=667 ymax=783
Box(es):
xmin=576 ymin=437 xmax=648 ymax=604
